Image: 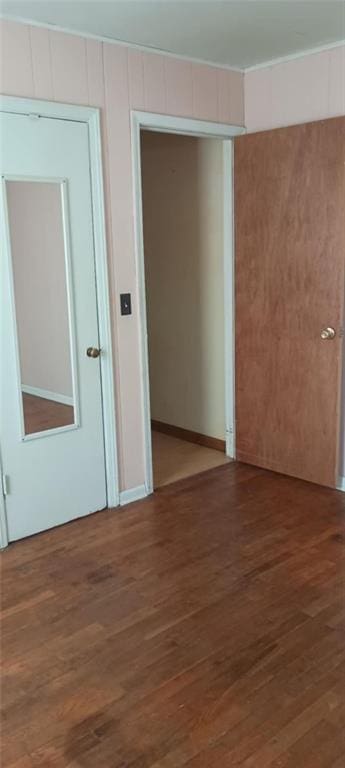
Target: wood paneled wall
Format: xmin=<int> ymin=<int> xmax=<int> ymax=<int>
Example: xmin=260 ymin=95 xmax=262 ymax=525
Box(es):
xmin=245 ymin=44 xmax=345 ymax=133
xmin=0 ymin=19 xmax=244 ymax=491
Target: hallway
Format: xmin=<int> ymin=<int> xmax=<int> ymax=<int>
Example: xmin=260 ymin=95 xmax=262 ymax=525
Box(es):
xmin=152 ymin=429 xmax=231 ymax=487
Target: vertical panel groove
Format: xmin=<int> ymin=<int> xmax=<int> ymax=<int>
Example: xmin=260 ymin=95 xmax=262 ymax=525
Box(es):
xmin=85 ymin=38 xmax=90 ymax=106
xmin=48 ymin=31 xmax=56 ymax=100
xmin=28 ymin=26 xmax=35 ymax=96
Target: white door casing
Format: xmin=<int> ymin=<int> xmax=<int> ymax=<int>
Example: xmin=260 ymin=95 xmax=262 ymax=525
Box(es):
xmin=131 ymin=111 xmax=245 ymax=494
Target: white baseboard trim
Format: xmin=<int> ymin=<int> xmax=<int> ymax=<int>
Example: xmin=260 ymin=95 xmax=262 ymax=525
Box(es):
xmin=336 ymin=477 xmax=345 ymax=492
xmin=119 ymin=484 xmax=148 ymax=506
xmin=22 ymin=385 xmax=74 ymax=407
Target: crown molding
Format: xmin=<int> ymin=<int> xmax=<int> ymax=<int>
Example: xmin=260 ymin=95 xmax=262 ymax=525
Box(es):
xmin=244 ymin=38 xmax=345 ymax=72
xmin=0 ymin=13 xmax=244 ymax=72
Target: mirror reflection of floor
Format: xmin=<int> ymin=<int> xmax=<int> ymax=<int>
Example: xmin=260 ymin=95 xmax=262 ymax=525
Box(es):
xmin=22 ymin=393 xmax=74 ymax=435
xmin=152 ymin=429 xmax=231 ymax=489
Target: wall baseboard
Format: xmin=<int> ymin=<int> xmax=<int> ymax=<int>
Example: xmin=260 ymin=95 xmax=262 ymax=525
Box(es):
xmin=336 ymin=477 xmax=345 ymax=492
xmin=151 ymin=419 xmax=226 ymax=453
xmin=22 ymin=385 xmax=74 ymax=407
xmin=119 ymin=484 xmax=148 ymax=506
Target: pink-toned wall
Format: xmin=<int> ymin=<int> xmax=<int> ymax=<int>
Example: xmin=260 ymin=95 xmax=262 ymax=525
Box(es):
xmin=245 ymin=44 xmax=345 ymax=132
xmin=0 ymin=19 xmax=244 ymax=491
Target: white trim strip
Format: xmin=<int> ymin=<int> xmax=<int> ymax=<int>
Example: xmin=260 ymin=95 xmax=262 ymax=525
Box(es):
xmin=119 ymin=485 xmax=148 ymax=506
xmin=244 ymin=39 xmax=345 ymax=72
xmin=223 ymin=140 xmax=235 ymax=459
xmin=131 ymin=112 xmax=154 ymax=495
xmin=21 ymin=385 xmax=74 ymax=407
xmin=0 ymin=96 xmax=97 ymax=122
xmin=133 ymin=111 xmax=244 ymax=138
xmin=0 ymin=457 xmax=9 ymax=549
xmin=336 ymin=477 xmax=345 ymax=492
xmin=88 ymin=109 xmax=120 ymax=508
xmin=60 ymin=179 xmax=81 ymax=426
xmin=0 ymin=13 xmax=243 ymax=72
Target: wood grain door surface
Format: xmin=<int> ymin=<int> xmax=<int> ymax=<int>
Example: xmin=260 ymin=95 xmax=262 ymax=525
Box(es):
xmin=234 ymin=117 xmax=345 ymax=487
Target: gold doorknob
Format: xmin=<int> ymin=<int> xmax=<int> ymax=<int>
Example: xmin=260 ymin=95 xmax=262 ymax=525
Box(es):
xmin=320 ymin=327 xmax=336 ymax=340
xmin=86 ymin=346 xmax=101 ymax=358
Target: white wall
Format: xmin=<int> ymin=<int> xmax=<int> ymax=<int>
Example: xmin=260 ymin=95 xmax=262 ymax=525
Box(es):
xmin=7 ymin=180 xmax=73 ymax=398
xmin=141 ymin=131 xmax=225 ymax=441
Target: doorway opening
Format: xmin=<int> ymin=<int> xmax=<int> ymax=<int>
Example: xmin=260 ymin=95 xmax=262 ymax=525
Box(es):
xmin=141 ymin=130 xmax=229 ymax=488
xmin=136 ymin=117 xmax=239 ymax=491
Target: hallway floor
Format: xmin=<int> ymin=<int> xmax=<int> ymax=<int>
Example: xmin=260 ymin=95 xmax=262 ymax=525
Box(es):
xmin=2 ymin=462 xmax=345 ymax=767
xmin=152 ymin=429 xmax=231 ymax=488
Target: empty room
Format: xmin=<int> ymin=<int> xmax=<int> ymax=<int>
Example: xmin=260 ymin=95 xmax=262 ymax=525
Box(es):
xmin=0 ymin=1 xmax=344 ymax=766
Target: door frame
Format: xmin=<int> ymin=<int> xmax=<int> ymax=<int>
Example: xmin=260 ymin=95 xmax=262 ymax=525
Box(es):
xmin=0 ymin=95 xmax=119 ymax=547
xmin=131 ymin=110 xmax=245 ymax=494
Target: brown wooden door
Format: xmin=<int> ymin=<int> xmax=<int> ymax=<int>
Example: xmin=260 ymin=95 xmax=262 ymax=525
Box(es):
xmin=234 ymin=117 xmax=345 ymax=488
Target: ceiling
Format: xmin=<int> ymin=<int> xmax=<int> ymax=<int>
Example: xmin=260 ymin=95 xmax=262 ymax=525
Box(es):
xmin=2 ymin=0 xmax=345 ymax=70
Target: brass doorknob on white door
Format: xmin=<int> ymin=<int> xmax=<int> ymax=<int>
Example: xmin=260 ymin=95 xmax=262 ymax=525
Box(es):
xmin=86 ymin=347 xmax=101 ymax=358
xmin=320 ymin=327 xmax=336 ymax=340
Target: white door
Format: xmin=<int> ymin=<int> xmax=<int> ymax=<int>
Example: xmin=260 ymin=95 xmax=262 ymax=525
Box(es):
xmin=0 ymin=111 xmax=107 ymax=541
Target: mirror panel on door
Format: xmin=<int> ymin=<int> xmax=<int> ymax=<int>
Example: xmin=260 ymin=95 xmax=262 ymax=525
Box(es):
xmin=5 ymin=179 xmax=76 ymax=437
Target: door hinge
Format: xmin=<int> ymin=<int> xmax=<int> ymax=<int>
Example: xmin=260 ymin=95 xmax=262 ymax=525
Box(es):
xmin=2 ymin=475 xmax=9 ymax=497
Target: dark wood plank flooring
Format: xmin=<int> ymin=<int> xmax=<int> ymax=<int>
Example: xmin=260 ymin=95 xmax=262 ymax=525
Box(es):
xmin=22 ymin=393 xmax=74 ymax=435
xmin=1 ymin=463 xmax=345 ymax=767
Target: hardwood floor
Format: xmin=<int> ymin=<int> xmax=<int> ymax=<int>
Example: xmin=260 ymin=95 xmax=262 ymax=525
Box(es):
xmin=152 ymin=429 xmax=231 ymax=488
xmin=22 ymin=393 xmax=74 ymax=435
xmin=1 ymin=463 xmax=345 ymax=767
